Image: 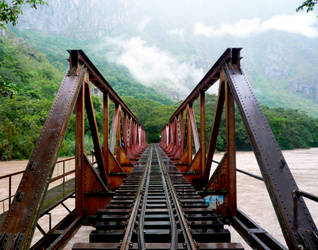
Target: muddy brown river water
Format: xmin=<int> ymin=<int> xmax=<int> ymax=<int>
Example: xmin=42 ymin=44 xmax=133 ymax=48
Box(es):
xmin=0 ymin=148 xmax=317 ymax=249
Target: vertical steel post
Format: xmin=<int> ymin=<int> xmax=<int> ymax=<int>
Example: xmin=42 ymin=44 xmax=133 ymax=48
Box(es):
xmin=166 ymin=125 xmax=169 ymax=147
xmin=123 ymin=112 xmax=128 ymax=151
xmin=180 ymin=112 xmax=184 ymax=156
xmin=186 ymin=104 xmax=192 ymax=165
xmin=188 ymin=104 xmax=200 ymax=153
xmin=205 ymin=81 xmax=225 ymax=181
xmin=8 ymin=176 xmax=11 ymax=208
xmin=200 ymin=91 xmax=206 ymax=179
xmin=75 ymin=83 xmax=85 ymax=213
xmin=116 ymin=106 xmax=122 ymax=162
xmin=225 ymin=76 xmax=236 ymax=216
xmin=103 ymin=92 xmax=109 ymax=178
xmin=63 ymin=161 xmax=65 ymax=196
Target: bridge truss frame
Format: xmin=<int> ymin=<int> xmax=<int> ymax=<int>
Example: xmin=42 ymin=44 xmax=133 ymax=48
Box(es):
xmin=0 ymin=50 xmax=147 ymax=249
xmin=160 ymin=48 xmax=318 ymax=249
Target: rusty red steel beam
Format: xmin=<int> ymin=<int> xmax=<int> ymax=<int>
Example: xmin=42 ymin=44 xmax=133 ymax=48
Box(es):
xmin=187 ymin=105 xmax=200 ymax=153
xmin=180 ymin=112 xmax=184 ymax=157
xmin=0 ymin=50 xmax=146 ymax=249
xmin=224 ymin=74 xmax=236 ymax=216
xmin=123 ymin=112 xmax=128 ymax=151
xmin=224 ymin=61 xmax=318 ymax=249
xmin=0 ymin=64 xmax=87 ymax=249
xmin=85 ymin=83 xmax=108 ymax=184
xmin=161 ymin=48 xmax=318 ymax=249
xmin=75 ymin=79 xmax=85 ymax=213
xmin=103 ymin=92 xmax=110 ymax=177
xmin=205 ymin=81 xmax=225 ymax=181
xmin=199 ymin=91 xmax=206 ymax=178
xmin=110 ymin=105 xmax=122 ymax=154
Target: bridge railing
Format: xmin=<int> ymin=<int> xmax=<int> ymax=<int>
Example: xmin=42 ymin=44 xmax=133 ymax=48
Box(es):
xmin=0 ymin=50 xmax=147 ymax=249
xmin=160 ymin=48 xmax=317 ymax=250
xmin=0 ymin=170 xmax=24 ymax=213
xmin=0 ymin=157 xmax=75 ymax=214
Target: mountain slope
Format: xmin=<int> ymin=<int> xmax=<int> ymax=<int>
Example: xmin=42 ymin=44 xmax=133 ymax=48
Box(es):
xmin=14 ymin=0 xmax=318 ymax=117
xmin=1 ymin=29 xmax=318 ymax=161
xmin=10 ymin=28 xmax=173 ymax=105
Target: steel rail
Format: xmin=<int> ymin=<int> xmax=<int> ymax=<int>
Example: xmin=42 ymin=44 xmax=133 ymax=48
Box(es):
xmin=49 ymin=169 xmax=75 ymax=183
xmin=212 ymin=159 xmax=264 ymax=181
xmin=294 ymin=190 xmax=318 ymax=203
xmin=161 ymin=168 xmax=178 ymax=249
xmin=120 ymin=147 xmax=153 ymax=250
xmin=236 ymin=168 xmax=263 ymax=181
xmin=0 ymin=170 xmax=25 ymax=180
xmin=155 ymin=146 xmax=197 ymax=250
xmin=138 ymin=149 xmax=151 ymax=250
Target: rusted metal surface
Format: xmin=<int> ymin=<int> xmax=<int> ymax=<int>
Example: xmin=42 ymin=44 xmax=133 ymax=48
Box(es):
xmin=103 ymin=92 xmax=110 ymax=179
xmin=231 ymin=209 xmax=286 ymax=250
xmin=0 ymin=50 xmax=146 ymax=249
xmin=188 ymin=105 xmax=200 ymax=153
xmin=199 ymin=91 xmax=206 ymax=180
xmin=30 ymin=210 xmax=82 ymax=250
xmin=1 ymin=47 xmax=317 ymax=249
xmin=224 ymin=59 xmax=318 ymax=249
xmin=0 ymin=64 xmax=87 ymax=249
xmin=75 ymin=80 xmax=85 ymax=214
xmin=84 ymin=83 xmax=108 ymax=184
xmin=224 ymin=75 xmax=236 ymax=216
xmin=205 ymin=81 xmax=225 ymax=181
xmin=160 ymin=48 xmax=318 ymax=249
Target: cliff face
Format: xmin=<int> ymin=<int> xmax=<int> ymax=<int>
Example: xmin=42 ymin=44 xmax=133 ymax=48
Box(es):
xmin=19 ymin=0 xmax=130 ymax=38
xmin=289 ymin=80 xmax=318 ymax=103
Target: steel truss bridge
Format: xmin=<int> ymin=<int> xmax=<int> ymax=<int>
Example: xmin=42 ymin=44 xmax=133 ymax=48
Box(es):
xmin=0 ymin=48 xmax=317 ymax=250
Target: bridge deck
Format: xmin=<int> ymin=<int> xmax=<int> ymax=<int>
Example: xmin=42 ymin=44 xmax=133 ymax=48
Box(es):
xmin=73 ymin=145 xmax=243 ymax=249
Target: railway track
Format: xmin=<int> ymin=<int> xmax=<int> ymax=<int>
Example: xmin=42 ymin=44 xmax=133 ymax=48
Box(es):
xmin=73 ymin=145 xmax=243 ymax=249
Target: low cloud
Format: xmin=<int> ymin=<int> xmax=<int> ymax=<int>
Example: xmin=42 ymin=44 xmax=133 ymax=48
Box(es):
xmin=194 ymin=14 xmax=318 ymax=38
xmin=138 ymin=16 xmax=151 ymax=31
xmin=108 ymin=37 xmax=204 ymax=98
xmin=168 ymin=28 xmax=185 ymax=38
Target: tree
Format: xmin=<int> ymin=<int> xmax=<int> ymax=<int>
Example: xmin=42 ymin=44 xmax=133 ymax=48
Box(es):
xmin=297 ymin=0 xmax=318 ymax=13
xmin=0 ymin=0 xmax=47 ymax=27
xmin=0 ymin=0 xmax=47 ymax=97
xmin=0 ymin=76 xmax=17 ymax=98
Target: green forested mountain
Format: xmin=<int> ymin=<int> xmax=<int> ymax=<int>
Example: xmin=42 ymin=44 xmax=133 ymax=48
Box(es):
xmin=1 ymin=30 xmax=318 ymax=160
xmin=13 ymin=0 xmax=318 ymax=118
xmin=10 ymin=28 xmax=173 ymax=106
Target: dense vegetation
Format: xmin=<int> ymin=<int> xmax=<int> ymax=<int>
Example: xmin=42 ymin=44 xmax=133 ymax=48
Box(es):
xmin=10 ymin=28 xmax=173 ymax=106
xmin=1 ymin=31 xmax=318 ymax=160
